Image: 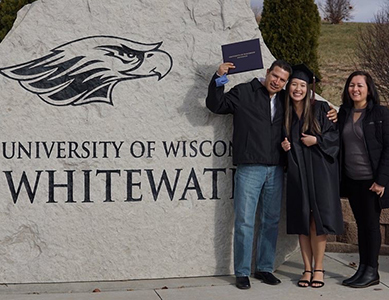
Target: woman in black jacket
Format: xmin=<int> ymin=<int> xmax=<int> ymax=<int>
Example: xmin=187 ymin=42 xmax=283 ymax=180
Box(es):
xmin=338 ymin=71 xmax=389 ymax=288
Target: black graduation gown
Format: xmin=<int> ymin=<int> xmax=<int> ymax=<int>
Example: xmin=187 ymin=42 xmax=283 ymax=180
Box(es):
xmin=286 ymin=101 xmax=343 ymax=236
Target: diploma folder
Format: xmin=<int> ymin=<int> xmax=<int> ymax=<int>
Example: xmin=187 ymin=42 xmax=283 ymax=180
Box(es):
xmin=221 ymin=38 xmax=264 ymax=74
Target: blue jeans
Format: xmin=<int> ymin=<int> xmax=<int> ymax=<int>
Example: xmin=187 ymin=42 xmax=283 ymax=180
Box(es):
xmin=233 ymin=164 xmax=283 ymax=277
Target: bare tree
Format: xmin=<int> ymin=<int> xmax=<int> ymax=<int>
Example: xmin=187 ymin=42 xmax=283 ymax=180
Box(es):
xmin=318 ymin=0 xmax=354 ymax=24
xmin=357 ymin=4 xmax=389 ymax=105
xmin=251 ymin=4 xmax=262 ymax=24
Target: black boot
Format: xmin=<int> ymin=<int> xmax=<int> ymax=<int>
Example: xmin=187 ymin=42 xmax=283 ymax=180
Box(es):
xmin=349 ymin=266 xmax=379 ymax=288
xmin=342 ymin=264 xmax=366 ymax=286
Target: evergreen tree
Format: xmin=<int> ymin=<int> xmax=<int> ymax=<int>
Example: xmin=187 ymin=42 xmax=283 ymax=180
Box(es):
xmin=0 ymin=0 xmax=37 ymax=42
xmin=259 ymin=0 xmax=321 ymax=78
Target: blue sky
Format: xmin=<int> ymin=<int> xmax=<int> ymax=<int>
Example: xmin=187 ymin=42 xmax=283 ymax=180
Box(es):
xmin=250 ymin=0 xmax=385 ymax=23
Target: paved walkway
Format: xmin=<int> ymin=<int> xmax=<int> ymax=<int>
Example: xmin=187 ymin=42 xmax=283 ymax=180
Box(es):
xmin=1 ymin=251 xmax=388 ymax=299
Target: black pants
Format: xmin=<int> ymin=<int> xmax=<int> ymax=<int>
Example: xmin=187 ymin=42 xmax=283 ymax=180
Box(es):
xmin=346 ymin=177 xmax=382 ymax=268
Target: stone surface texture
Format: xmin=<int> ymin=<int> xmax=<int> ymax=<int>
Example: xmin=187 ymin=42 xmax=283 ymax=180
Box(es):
xmin=0 ymin=0 xmax=299 ymax=283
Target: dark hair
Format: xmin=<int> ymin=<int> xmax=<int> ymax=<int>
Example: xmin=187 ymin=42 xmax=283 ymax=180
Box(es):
xmin=269 ymin=59 xmax=292 ymax=76
xmin=341 ymin=71 xmax=380 ymax=106
xmin=284 ymin=79 xmax=320 ymax=138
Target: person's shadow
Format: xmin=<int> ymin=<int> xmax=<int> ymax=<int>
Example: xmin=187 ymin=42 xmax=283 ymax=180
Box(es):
xmin=179 ymin=63 xmax=235 ymax=279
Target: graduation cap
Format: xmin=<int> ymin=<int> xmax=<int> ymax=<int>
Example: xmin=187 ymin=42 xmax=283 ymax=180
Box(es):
xmin=290 ymin=63 xmax=320 ymax=102
xmin=291 ymin=63 xmax=320 ymax=84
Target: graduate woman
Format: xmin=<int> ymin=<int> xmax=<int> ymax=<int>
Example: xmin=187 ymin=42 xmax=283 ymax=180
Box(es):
xmin=281 ymin=64 xmax=343 ymax=288
xmin=339 ymin=71 xmax=389 ymax=288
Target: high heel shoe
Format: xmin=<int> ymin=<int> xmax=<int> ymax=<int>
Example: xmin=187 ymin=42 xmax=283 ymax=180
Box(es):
xmin=297 ymin=270 xmax=312 ymax=287
xmin=311 ymin=270 xmax=325 ymax=288
xmin=342 ymin=264 xmax=366 ymax=286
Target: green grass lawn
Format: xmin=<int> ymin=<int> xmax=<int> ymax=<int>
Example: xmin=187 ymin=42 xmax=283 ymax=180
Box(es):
xmin=318 ymin=22 xmax=370 ymax=106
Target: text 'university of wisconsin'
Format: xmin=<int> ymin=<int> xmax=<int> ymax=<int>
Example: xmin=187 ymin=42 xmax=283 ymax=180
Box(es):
xmin=1 ymin=140 xmax=233 ymax=159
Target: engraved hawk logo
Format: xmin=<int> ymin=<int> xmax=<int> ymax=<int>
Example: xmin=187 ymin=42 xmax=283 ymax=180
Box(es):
xmin=0 ymin=35 xmax=173 ymax=106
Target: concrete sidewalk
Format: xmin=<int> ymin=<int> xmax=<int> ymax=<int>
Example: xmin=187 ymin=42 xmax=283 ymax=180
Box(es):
xmin=1 ymin=251 xmax=388 ymax=300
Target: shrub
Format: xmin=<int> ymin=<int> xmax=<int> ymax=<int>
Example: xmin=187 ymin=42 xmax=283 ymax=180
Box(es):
xmin=259 ymin=0 xmax=321 ymax=79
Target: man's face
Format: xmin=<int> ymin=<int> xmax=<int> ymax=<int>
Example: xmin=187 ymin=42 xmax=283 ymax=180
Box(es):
xmin=264 ymin=66 xmax=290 ymax=96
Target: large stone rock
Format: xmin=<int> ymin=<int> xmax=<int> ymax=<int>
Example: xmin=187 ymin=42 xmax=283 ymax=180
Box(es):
xmin=0 ymin=0 xmax=297 ymax=283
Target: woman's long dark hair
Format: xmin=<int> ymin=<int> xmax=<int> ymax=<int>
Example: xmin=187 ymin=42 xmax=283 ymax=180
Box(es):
xmin=284 ymin=79 xmax=321 ymax=138
xmin=341 ymin=71 xmax=380 ymax=106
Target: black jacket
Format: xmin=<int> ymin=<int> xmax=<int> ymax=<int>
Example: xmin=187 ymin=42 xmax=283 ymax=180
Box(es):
xmin=206 ymin=73 xmax=285 ymax=166
xmin=339 ymin=101 xmax=389 ymax=208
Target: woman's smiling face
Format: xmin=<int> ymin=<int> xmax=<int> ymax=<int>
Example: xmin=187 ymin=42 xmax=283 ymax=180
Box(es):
xmin=289 ymin=78 xmax=308 ymax=102
xmin=348 ymin=75 xmax=369 ymax=105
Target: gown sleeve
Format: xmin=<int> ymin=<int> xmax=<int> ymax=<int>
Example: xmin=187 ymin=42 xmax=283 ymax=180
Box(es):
xmin=313 ymin=101 xmax=339 ymax=162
